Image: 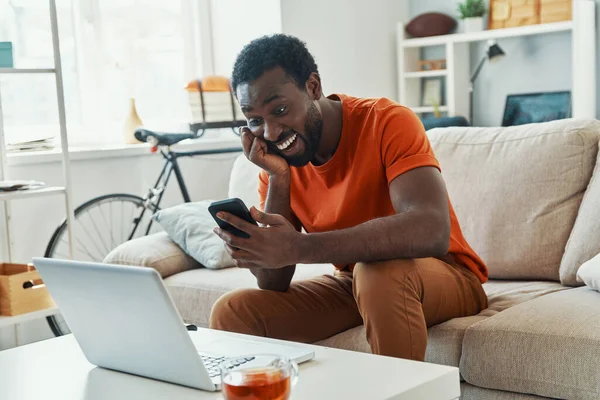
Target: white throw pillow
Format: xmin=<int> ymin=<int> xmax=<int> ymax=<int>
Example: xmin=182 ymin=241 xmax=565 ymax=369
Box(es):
xmin=576 ymin=253 xmax=600 ymax=292
xmin=152 ymin=200 xmax=234 ymax=269
xmin=228 ymin=154 xmax=262 ymax=209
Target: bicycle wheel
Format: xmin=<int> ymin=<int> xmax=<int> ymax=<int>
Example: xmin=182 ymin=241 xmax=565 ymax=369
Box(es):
xmin=44 ymin=193 xmax=161 ymax=336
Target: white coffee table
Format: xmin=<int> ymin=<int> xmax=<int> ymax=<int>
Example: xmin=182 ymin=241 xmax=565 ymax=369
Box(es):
xmin=0 ymin=328 xmax=459 ymax=399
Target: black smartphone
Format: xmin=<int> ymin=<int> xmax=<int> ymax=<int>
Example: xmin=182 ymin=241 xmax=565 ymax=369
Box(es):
xmin=208 ymin=198 xmax=258 ymax=238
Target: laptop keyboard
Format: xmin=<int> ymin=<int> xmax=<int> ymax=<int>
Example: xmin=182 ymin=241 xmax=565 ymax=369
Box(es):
xmin=200 ymin=355 xmax=256 ymax=378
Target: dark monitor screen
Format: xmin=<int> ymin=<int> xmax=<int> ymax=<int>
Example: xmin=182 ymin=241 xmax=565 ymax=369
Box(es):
xmin=502 ymin=91 xmax=572 ymax=127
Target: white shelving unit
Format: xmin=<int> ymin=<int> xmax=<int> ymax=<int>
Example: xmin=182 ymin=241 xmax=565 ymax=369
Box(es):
xmin=0 ymin=187 xmax=66 ymax=201
xmin=397 ymin=2 xmax=597 ymax=121
xmin=401 ymin=20 xmax=573 ymax=48
xmin=404 ymin=70 xmax=448 ymax=79
xmin=0 ymin=307 xmax=59 ymax=329
xmin=411 ymin=106 xmax=449 ymax=114
xmin=0 ymin=68 xmax=56 ymax=74
xmin=0 ymin=0 xmax=74 ymax=333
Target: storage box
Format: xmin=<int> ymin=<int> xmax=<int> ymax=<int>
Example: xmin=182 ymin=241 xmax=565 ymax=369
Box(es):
xmin=0 ymin=263 xmax=55 ymax=316
xmin=0 ymin=42 xmax=13 ymax=68
xmin=540 ymin=0 xmax=572 ymax=23
xmin=489 ymin=0 xmax=541 ymax=29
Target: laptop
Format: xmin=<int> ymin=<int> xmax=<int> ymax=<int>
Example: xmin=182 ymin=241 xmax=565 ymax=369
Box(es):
xmin=32 ymin=258 xmax=315 ymax=391
xmin=501 ymin=91 xmax=572 ymax=127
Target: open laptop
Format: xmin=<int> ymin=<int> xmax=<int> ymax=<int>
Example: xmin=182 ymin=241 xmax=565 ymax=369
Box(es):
xmin=501 ymin=91 xmax=572 ymax=127
xmin=32 ymin=258 xmax=314 ymax=391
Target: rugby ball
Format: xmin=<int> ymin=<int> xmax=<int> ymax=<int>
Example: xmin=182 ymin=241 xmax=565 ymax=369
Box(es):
xmin=405 ymin=13 xmax=457 ymax=38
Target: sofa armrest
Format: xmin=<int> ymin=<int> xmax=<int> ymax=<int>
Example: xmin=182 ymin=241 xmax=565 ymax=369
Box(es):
xmin=104 ymin=232 xmax=202 ymax=278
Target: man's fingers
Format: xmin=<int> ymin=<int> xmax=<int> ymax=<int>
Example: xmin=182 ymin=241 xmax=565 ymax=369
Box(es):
xmin=224 ymin=243 xmax=261 ymax=269
xmin=234 ymin=260 xmax=260 ymax=269
xmin=224 ymin=243 xmax=235 ymax=256
xmin=249 ymin=136 xmax=268 ymax=160
xmin=217 ymin=212 xmax=257 ymax=234
xmin=241 ymin=128 xmax=253 ymax=157
xmin=249 ymin=135 xmax=261 ymax=159
xmin=250 ymin=207 xmax=286 ymax=226
xmin=213 ymin=228 xmax=252 ymax=251
xmin=224 ymin=244 xmax=256 ymax=261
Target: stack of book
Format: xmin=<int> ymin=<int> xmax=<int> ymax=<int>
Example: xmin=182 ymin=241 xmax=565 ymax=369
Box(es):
xmin=7 ymin=133 xmax=55 ymax=152
xmin=185 ymin=76 xmax=244 ymax=124
xmin=0 ymin=180 xmax=46 ymax=192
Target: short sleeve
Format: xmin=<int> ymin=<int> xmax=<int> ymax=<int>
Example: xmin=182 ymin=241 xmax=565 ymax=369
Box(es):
xmin=379 ymin=106 xmax=440 ymax=184
xmin=258 ymin=170 xmax=269 ymax=211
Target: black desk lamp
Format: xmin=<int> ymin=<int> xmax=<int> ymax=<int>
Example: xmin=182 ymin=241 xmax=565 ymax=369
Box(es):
xmin=470 ymin=40 xmax=506 ymax=125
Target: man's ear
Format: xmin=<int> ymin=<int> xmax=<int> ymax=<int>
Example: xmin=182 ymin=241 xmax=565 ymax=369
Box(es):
xmin=305 ymin=72 xmax=322 ymax=101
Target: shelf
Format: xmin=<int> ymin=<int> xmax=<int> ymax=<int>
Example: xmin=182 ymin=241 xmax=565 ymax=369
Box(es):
xmin=404 ymin=70 xmax=448 ymax=79
xmin=0 ymin=186 xmax=65 ymax=201
xmin=0 ymin=307 xmax=59 ymax=328
xmin=0 ymin=68 xmax=55 ymax=74
xmin=402 ymin=21 xmax=573 ymax=48
xmin=410 ymin=106 xmax=449 ymax=114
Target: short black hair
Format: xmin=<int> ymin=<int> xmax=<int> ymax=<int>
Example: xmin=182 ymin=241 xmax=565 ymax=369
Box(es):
xmin=231 ymin=34 xmax=319 ymax=94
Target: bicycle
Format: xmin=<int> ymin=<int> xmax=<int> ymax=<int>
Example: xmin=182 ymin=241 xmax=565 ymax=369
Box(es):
xmin=44 ymin=126 xmax=244 ymax=336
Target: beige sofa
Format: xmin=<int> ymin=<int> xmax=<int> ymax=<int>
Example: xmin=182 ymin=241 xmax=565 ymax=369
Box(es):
xmin=107 ymin=119 xmax=600 ymax=400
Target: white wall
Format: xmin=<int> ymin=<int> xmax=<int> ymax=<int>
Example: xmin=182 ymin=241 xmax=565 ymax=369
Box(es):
xmin=409 ymin=0 xmax=599 ymax=126
xmin=211 ymin=0 xmax=282 ymax=76
xmin=281 ymin=0 xmax=410 ymax=100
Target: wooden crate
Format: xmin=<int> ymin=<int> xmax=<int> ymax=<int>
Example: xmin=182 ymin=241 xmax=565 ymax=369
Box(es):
xmin=489 ymin=0 xmax=571 ymax=29
xmin=540 ymin=0 xmax=572 ymax=23
xmin=489 ymin=0 xmax=540 ymax=29
xmin=418 ymin=59 xmax=447 ymax=71
xmin=0 ymin=263 xmax=55 ymax=316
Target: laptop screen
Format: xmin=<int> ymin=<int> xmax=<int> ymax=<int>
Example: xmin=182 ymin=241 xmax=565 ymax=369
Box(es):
xmin=502 ymin=91 xmax=572 ymax=127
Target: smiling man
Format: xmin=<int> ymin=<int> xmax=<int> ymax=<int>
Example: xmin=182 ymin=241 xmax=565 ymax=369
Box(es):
xmin=209 ymin=34 xmax=488 ymax=361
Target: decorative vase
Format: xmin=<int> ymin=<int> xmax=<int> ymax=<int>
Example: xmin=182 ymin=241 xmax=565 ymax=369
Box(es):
xmin=123 ymin=98 xmax=143 ymax=144
xmin=463 ymin=17 xmax=485 ymax=33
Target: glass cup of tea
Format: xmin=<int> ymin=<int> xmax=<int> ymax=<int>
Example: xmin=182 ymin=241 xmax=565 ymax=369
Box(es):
xmin=220 ymin=354 xmax=299 ymax=400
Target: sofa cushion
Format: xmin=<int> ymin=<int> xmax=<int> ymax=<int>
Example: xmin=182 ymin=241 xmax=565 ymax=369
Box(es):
xmin=560 ymin=141 xmax=600 ymax=286
xmin=165 ymin=266 xmax=567 ymax=367
xmin=104 ymin=232 xmax=200 ymax=278
xmin=460 ymin=287 xmax=600 ymax=400
xmin=228 ymin=155 xmax=262 ymax=209
xmin=428 ymin=119 xmax=600 ymax=281
xmin=577 ymin=253 xmax=600 ymax=292
xmin=460 ymin=383 xmax=549 ymax=400
xmin=164 ymin=264 xmax=335 ymax=328
xmin=317 ymin=280 xmax=569 ymax=368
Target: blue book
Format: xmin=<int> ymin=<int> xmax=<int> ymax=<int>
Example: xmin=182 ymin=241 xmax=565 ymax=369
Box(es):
xmin=0 ymin=42 xmax=13 ymax=68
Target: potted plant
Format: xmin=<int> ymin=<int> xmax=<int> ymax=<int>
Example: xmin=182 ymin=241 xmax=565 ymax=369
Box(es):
xmin=457 ymin=0 xmax=487 ymax=33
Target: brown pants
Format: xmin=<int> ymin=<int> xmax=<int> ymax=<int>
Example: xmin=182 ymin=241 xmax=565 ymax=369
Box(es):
xmin=209 ymin=257 xmax=488 ymax=361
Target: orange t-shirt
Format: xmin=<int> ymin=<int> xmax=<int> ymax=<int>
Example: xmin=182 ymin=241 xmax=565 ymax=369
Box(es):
xmin=258 ymin=94 xmax=488 ymax=283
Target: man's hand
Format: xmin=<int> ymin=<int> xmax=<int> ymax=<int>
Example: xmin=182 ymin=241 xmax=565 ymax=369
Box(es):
xmin=214 ymin=207 xmax=304 ymax=269
xmin=241 ymin=127 xmax=289 ymax=177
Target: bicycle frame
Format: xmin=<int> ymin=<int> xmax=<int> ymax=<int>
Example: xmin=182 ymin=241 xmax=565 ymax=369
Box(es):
xmin=127 ymin=146 xmax=243 ymax=240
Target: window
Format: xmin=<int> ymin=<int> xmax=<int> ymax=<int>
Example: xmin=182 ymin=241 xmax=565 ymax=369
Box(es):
xmin=0 ymin=0 xmax=78 ymax=143
xmin=0 ymin=0 xmax=281 ymax=148
xmin=0 ymin=0 xmax=203 ymax=146
xmin=75 ymin=0 xmax=196 ymax=143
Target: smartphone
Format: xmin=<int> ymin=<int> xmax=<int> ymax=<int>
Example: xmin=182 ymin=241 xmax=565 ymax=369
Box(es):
xmin=208 ymin=198 xmax=258 ymax=238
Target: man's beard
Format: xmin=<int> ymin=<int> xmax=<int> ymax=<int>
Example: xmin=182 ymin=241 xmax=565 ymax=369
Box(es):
xmin=276 ymin=101 xmax=323 ymax=167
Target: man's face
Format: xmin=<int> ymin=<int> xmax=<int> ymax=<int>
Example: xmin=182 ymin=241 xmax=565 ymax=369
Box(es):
xmin=236 ymin=67 xmax=323 ymax=167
